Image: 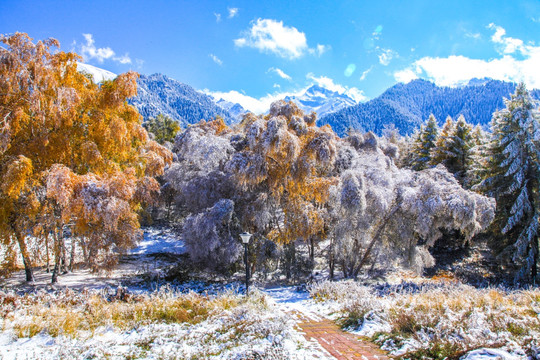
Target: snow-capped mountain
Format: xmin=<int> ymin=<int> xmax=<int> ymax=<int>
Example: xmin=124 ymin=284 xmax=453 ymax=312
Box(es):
xmin=284 ymin=85 xmax=357 ymax=117
xmin=77 ymin=63 xmax=117 ymax=83
xmin=128 ymin=73 xmax=235 ymax=127
xmin=215 ymin=99 xmax=248 ymax=120
xmin=319 ymin=79 xmax=540 ymax=137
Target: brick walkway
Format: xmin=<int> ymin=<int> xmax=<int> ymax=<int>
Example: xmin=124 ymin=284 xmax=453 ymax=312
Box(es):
xmin=292 ymin=311 xmax=389 ymax=360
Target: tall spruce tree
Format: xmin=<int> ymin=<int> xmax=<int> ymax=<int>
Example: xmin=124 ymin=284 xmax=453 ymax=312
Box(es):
xmin=411 ymin=114 xmax=439 ymax=170
xmin=431 ymin=115 xmax=475 ymax=184
xmin=476 ymin=83 xmax=540 ymax=284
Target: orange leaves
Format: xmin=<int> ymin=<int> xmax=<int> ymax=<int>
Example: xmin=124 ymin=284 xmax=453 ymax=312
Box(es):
xmin=198 ymin=117 xmax=230 ymax=135
xmin=144 ymin=140 xmax=173 ymax=177
xmin=1 ymin=155 xmax=33 ymax=199
xmin=46 ymin=164 xmax=76 ymax=209
xmin=228 ymin=101 xmax=338 ymax=245
xmin=0 ymin=33 xmax=173 ymax=273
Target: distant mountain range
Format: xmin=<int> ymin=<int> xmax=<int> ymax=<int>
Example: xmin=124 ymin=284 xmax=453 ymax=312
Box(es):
xmin=284 ymin=85 xmax=357 ymax=117
xmin=319 ymin=79 xmax=540 ymax=136
xmin=128 ymin=74 xmax=235 ymax=127
xmin=76 ymin=65 xmax=540 ymax=137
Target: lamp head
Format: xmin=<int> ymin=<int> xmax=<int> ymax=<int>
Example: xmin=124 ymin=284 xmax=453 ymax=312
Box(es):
xmin=239 ymin=232 xmax=252 ymax=244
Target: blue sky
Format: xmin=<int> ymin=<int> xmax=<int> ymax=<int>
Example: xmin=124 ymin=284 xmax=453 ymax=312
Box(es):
xmin=1 ymin=0 xmax=539 ymax=113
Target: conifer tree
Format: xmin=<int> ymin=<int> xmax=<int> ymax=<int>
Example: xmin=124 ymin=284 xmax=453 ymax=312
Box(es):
xmin=431 ymin=115 xmax=475 ymax=184
xmin=410 ymin=114 xmax=438 ymax=170
xmin=476 ymin=83 xmax=540 ymax=284
xmin=144 ymin=114 xmax=181 ymax=145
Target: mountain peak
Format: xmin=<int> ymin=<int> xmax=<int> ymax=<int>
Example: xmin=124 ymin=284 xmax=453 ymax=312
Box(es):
xmin=284 ymin=84 xmax=357 ymax=117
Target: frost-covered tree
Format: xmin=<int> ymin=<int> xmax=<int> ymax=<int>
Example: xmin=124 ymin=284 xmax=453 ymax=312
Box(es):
xmin=410 ymin=114 xmax=439 ymax=170
xmin=182 ymin=199 xmax=241 ymax=271
xmin=431 ymin=115 xmax=475 ymax=184
xmin=328 ymin=132 xmax=495 ymax=278
xmin=475 ymin=83 xmax=540 ymax=283
xmin=227 ymin=101 xmax=337 ymax=278
xmin=0 ymin=33 xmax=172 ymax=282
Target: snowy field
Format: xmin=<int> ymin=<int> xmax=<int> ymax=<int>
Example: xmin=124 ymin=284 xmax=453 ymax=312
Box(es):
xmin=309 ymin=280 xmax=540 ymax=359
xmin=2 ymin=228 xmax=539 ymax=359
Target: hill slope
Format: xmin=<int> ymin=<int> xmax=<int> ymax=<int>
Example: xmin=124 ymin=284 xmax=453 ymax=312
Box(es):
xmin=128 ymin=73 xmax=235 ymax=127
xmin=319 ymin=79 xmax=540 ymax=136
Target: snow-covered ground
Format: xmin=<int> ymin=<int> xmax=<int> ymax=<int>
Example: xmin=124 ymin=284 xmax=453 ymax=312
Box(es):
xmin=0 ymin=229 xmax=335 ymax=359
xmin=2 ymin=229 xmax=538 ymax=359
xmin=1 ymin=227 xmax=184 ymax=291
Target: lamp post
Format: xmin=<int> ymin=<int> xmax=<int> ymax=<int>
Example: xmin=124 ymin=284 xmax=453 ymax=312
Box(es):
xmin=239 ymin=232 xmax=252 ymax=295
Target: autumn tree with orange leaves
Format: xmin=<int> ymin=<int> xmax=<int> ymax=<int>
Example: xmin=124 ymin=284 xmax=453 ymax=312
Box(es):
xmin=0 ymin=33 xmax=172 ymax=282
xmin=227 ymin=101 xmax=338 ymax=278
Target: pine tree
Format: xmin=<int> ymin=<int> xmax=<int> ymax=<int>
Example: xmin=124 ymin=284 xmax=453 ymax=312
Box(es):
xmin=431 ymin=115 xmax=475 ymax=184
xmin=476 ymin=83 xmax=540 ymax=284
xmin=144 ymin=114 xmax=181 ymax=145
xmin=411 ymin=114 xmax=438 ymax=170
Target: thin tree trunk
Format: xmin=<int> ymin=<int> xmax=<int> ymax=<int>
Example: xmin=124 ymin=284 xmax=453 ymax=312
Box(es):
xmin=69 ymin=236 xmax=76 ymax=272
xmin=356 ymin=203 xmax=400 ymax=274
xmin=309 ymin=238 xmax=315 ymax=267
xmin=15 ymin=232 xmax=34 ymax=282
xmin=532 ymin=237 xmax=538 ymax=286
xmin=328 ymin=237 xmax=335 ymax=279
xmin=45 ymin=234 xmax=50 ymax=273
xmin=51 ymin=228 xmax=60 ymax=283
xmin=285 ymin=241 xmax=296 ymax=281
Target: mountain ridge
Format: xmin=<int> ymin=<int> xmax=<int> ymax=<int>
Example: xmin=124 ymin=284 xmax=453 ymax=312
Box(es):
xmin=319 ymin=79 xmax=540 ymax=136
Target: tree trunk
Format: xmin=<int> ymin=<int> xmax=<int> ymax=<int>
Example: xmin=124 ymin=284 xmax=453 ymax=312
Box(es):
xmin=51 ymin=225 xmax=65 ymax=284
xmin=285 ymin=241 xmax=296 ymax=281
xmin=16 ymin=232 xmax=34 ymax=282
xmin=328 ymin=237 xmax=335 ymax=279
xmin=69 ymin=237 xmax=76 ymax=272
xmin=45 ymin=235 xmax=50 ymax=273
xmin=309 ymin=238 xmax=315 ymax=265
xmin=356 ymin=203 xmax=400 ymax=274
xmin=532 ymin=237 xmax=538 ymax=286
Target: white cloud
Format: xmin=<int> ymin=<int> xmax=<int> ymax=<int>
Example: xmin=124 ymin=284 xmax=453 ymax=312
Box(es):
xmin=394 ymin=68 xmax=418 ymax=83
xmin=214 ymin=12 xmax=222 ymax=22
xmin=306 ymin=73 xmax=367 ymax=102
xmin=378 ymin=48 xmax=397 ymax=66
xmin=210 ymin=54 xmax=223 ymax=65
xmin=393 ymin=24 xmax=540 ymax=89
xmin=80 ymin=34 xmax=131 ymax=65
xmin=309 ymin=44 xmax=331 ymax=56
xmin=359 ymin=66 xmax=373 ymax=81
xmin=234 ymin=18 xmax=328 ymax=60
xmin=204 ymin=73 xmax=368 ymax=114
xmin=268 ymin=67 xmax=292 ymax=81
xmin=488 ymin=23 xmax=527 ymax=55
xmin=204 ymin=89 xmax=297 ymax=114
xmin=228 ymin=7 xmax=238 ymax=18
xmin=465 ymin=32 xmax=482 ymax=40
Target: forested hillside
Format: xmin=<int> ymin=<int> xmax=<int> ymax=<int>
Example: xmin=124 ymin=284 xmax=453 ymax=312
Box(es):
xmin=128 ymin=73 xmax=235 ymax=127
xmin=320 ymin=79 xmax=540 ymax=136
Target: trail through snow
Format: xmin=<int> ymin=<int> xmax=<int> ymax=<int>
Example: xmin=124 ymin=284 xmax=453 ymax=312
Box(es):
xmin=263 ymin=286 xmax=389 ymax=360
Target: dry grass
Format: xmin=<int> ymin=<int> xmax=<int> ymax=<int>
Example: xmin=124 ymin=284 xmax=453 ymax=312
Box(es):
xmin=311 ymin=280 xmax=540 ymax=359
xmin=0 ymin=287 xmax=240 ymax=338
xmin=0 ymin=288 xmax=299 ymax=359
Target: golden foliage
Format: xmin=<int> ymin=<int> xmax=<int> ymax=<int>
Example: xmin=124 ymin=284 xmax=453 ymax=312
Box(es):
xmin=0 ymin=33 xmax=173 ymax=275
